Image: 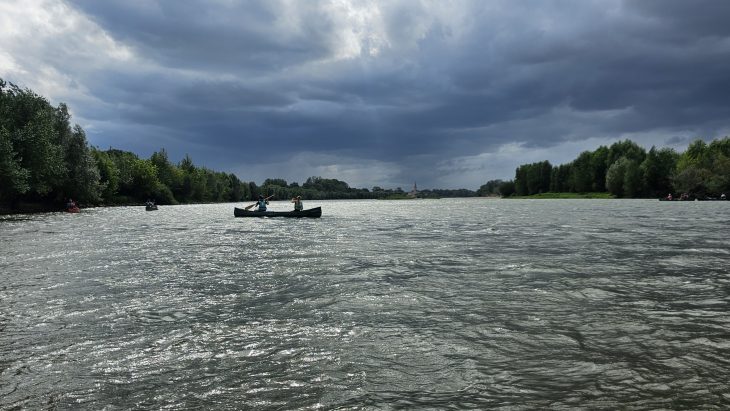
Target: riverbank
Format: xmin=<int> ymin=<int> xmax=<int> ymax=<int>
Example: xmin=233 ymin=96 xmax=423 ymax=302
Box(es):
xmin=508 ymin=192 xmax=615 ymax=199
xmin=0 ymin=202 xmax=63 ymax=215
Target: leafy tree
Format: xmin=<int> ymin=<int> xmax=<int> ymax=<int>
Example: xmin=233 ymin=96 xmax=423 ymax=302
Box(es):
xmin=16 ymin=107 xmax=66 ymax=198
xmin=674 ymin=138 xmax=730 ymax=197
xmin=151 ymin=149 xmax=183 ymax=199
xmin=550 ymin=164 xmax=571 ymax=192
xmin=303 ymin=176 xmax=350 ymax=192
xmin=515 ymin=161 xmax=551 ymax=195
xmin=641 ymin=147 xmax=678 ymax=197
xmin=623 ymin=159 xmax=642 ymax=198
xmin=263 ymin=178 xmax=287 ymax=187
xmin=90 ymin=149 xmax=118 ymax=203
xmin=131 ymin=158 xmax=159 ymax=200
xmin=590 ymin=146 xmax=609 ymax=192
xmin=61 ymin=125 xmax=101 ymax=203
xmin=498 ymin=180 xmax=516 ymax=197
xmin=514 ymin=166 xmax=528 ymax=196
xmin=606 ymin=157 xmax=628 ymax=197
xmin=569 ymin=152 xmax=593 ymax=192
xmin=179 ymin=154 xmax=195 ymax=173
xmin=0 ymin=127 xmax=30 ymax=203
xmin=673 ymin=166 xmax=712 ymax=197
xmin=477 ymin=179 xmax=503 ymax=196
xmin=706 ymin=154 xmax=730 ymax=195
xmin=608 ymin=140 xmax=646 ymax=166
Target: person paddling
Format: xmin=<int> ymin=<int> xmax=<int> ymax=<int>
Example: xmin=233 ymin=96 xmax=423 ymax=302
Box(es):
xmin=291 ymin=195 xmax=303 ymax=211
xmin=256 ymin=195 xmax=269 ymax=211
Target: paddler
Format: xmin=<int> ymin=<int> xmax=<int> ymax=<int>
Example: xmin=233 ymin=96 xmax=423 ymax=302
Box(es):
xmin=256 ymin=195 xmax=269 ymax=211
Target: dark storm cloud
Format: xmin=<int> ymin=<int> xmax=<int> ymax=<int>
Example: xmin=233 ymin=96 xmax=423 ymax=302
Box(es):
xmin=6 ymin=0 xmax=729 ymax=188
xmin=67 ymin=1 xmax=334 ymax=73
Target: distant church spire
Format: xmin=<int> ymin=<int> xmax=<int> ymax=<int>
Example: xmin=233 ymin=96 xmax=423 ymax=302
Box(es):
xmin=408 ymin=181 xmax=418 ymax=198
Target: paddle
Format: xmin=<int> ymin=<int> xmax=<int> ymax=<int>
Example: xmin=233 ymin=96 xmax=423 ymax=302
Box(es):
xmin=244 ymin=194 xmax=274 ymax=210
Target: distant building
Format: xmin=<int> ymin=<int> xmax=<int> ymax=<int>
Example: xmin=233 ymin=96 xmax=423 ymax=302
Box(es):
xmin=407 ymin=182 xmax=418 ymax=198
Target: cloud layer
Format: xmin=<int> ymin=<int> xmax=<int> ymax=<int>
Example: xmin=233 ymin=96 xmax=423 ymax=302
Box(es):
xmin=2 ymin=0 xmax=730 ymax=189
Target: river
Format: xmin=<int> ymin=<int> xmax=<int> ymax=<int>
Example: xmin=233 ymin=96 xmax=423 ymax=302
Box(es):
xmin=1 ymin=198 xmax=728 ymax=409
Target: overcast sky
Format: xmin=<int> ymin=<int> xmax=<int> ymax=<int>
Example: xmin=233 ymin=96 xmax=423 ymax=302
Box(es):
xmin=2 ymin=0 xmax=729 ymax=189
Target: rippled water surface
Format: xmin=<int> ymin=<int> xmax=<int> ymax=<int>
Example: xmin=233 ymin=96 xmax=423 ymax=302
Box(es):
xmin=1 ymin=199 xmax=729 ymax=409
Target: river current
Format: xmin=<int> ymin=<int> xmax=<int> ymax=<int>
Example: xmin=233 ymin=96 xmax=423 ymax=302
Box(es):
xmin=1 ymin=198 xmax=729 ymax=409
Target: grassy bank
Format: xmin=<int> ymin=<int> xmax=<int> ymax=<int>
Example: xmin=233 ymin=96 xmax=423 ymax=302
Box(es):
xmin=508 ymin=192 xmax=615 ymax=199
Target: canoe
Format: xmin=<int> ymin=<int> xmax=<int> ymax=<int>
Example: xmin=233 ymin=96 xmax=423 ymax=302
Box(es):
xmin=234 ymin=206 xmax=321 ymax=218
xmin=66 ymin=206 xmax=80 ymax=213
xmin=145 ymin=204 xmax=158 ymax=211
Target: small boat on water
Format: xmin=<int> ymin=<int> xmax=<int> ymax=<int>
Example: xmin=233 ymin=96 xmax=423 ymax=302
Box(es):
xmin=145 ymin=204 xmax=158 ymax=211
xmin=234 ymin=206 xmax=322 ymax=218
xmin=66 ymin=206 xmax=80 ymax=213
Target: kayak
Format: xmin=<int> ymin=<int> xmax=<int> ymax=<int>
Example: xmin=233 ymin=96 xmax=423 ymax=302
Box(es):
xmin=66 ymin=206 xmax=80 ymax=213
xmin=234 ymin=206 xmax=322 ymax=218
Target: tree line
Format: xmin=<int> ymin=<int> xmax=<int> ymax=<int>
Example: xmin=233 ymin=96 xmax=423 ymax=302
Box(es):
xmin=1 ymin=79 xmax=475 ymax=212
xmin=479 ymin=138 xmax=730 ymax=199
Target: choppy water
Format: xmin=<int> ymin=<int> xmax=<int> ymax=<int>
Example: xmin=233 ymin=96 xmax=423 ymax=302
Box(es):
xmin=1 ymin=198 xmax=729 ymax=410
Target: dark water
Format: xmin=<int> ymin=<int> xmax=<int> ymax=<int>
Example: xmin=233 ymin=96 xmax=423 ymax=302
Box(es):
xmin=1 ymin=199 xmax=729 ymax=410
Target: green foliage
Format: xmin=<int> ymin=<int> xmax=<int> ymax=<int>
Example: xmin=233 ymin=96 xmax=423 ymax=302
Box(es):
xmin=604 ymin=157 xmax=641 ymax=198
xmin=569 ymin=152 xmax=593 ymax=192
xmin=623 ymin=159 xmax=642 ymax=198
xmin=90 ymin=148 xmax=252 ymax=205
xmin=672 ymin=166 xmax=713 ymax=197
xmin=63 ymin=125 xmax=101 ymax=203
xmin=497 ymin=137 xmax=728 ymax=199
xmin=476 ymin=179 xmax=503 ymax=196
xmin=0 ymin=127 xmax=30 ymax=201
xmin=418 ymin=188 xmax=476 ymax=198
xmin=640 ymin=147 xmax=678 ymax=197
xmin=263 ymin=178 xmax=288 ymax=187
xmin=608 ymin=140 xmax=646 ymax=165
xmin=514 ymin=161 xmax=551 ymax=195
xmin=0 ymin=78 xmax=98 ymax=207
xmin=498 ymin=180 xmax=516 ymax=197
xmin=590 ymin=146 xmax=609 ymax=192
xmin=605 ymin=157 xmax=628 ymax=197
xmin=673 ymin=138 xmax=730 ymax=197
xmin=303 ymin=176 xmax=350 ymax=192
xmin=91 ymin=149 xmax=118 ymax=202
xmin=510 ymin=192 xmax=613 ymax=199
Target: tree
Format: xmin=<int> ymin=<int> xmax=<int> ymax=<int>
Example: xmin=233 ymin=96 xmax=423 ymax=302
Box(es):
xmin=606 ymin=157 xmax=628 ymax=197
xmin=477 ymin=179 xmax=503 ymax=196
xmin=0 ymin=127 xmax=30 ymax=203
xmin=498 ymin=180 xmax=516 ymax=197
xmin=623 ymin=159 xmax=642 ymax=197
xmin=590 ymin=146 xmax=609 ymax=192
xmin=569 ymin=152 xmax=593 ymax=192
xmin=608 ymin=140 xmax=646 ymax=166
xmin=550 ymin=164 xmax=571 ymax=192
xmin=641 ymin=147 xmax=678 ymax=197
xmin=263 ymin=178 xmax=288 ymax=187
xmin=673 ymin=166 xmax=712 ymax=197
xmin=151 ymin=149 xmax=183 ymax=197
xmin=64 ymin=125 xmax=101 ymax=203
xmin=131 ymin=158 xmax=159 ymax=200
xmin=606 ymin=157 xmax=642 ymax=198
xmin=514 ymin=166 xmax=528 ymax=196
xmin=91 ymin=149 xmax=119 ymax=203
